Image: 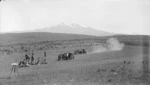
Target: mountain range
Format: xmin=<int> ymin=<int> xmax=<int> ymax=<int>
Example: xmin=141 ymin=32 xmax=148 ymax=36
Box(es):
xmin=0 ymin=23 xmax=117 ymax=45
xmin=31 ymin=22 xmax=115 ymax=36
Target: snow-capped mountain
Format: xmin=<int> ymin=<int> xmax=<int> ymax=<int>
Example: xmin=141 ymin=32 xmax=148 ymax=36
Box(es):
xmin=32 ymin=22 xmax=115 ymax=36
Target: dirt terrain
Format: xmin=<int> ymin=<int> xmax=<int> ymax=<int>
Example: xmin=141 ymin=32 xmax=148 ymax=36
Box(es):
xmin=0 ymin=35 xmax=150 ymax=85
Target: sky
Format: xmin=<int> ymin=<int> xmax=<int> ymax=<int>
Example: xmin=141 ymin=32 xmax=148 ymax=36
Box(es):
xmin=0 ymin=0 xmax=150 ymax=35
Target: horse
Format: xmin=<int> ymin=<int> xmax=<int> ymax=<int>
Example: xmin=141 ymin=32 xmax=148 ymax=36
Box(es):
xmin=74 ymin=49 xmax=87 ymax=55
xmin=67 ymin=53 xmax=74 ymax=60
xmin=58 ymin=54 xmax=63 ymax=61
xmin=81 ymin=49 xmax=87 ymax=54
xmin=58 ymin=53 xmax=67 ymax=61
xmin=57 ymin=53 xmax=74 ymax=61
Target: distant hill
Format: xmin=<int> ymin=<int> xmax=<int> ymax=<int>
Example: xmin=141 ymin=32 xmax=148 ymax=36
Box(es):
xmin=32 ymin=22 xmax=115 ymax=36
xmin=0 ymin=31 xmax=149 ymax=47
xmin=0 ymin=32 xmax=98 ymax=45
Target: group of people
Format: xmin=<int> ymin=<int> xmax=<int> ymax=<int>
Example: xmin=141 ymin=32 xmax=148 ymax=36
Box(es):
xmin=18 ymin=50 xmax=47 ymax=68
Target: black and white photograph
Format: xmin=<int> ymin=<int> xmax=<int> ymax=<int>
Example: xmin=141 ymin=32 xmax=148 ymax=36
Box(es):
xmin=0 ymin=0 xmax=150 ymax=85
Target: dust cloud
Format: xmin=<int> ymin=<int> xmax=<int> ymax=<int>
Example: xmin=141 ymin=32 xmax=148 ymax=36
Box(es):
xmin=91 ymin=37 xmax=125 ymax=53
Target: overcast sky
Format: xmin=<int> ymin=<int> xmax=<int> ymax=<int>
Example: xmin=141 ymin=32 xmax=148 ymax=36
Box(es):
xmin=0 ymin=0 xmax=150 ymax=35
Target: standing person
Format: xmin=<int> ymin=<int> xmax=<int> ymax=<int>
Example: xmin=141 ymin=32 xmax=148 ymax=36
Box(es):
xmin=42 ymin=50 xmax=47 ymax=64
xmin=25 ymin=53 xmax=30 ymax=66
xmin=43 ymin=50 xmax=47 ymax=62
xmin=31 ymin=50 xmax=34 ymax=65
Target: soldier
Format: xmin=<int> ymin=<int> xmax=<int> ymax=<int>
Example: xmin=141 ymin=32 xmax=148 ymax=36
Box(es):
xmin=41 ymin=51 xmax=47 ymax=64
xmin=44 ymin=51 xmax=47 ymax=57
xmin=25 ymin=53 xmax=30 ymax=66
xmin=30 ymin=51 xmax=34 ymax=65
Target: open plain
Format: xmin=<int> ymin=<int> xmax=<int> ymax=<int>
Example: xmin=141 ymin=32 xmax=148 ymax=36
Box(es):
xmin=0 ymin=33 xmax=149 ymax=85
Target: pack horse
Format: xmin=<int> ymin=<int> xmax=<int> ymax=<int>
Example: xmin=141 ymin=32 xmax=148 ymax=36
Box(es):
xmin=57 ymin=53 xmax=74 ymax=61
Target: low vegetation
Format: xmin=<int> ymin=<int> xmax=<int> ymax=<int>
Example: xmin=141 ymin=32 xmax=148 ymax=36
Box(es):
xmin=0 ymin=33 xmax=150 ymax=85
